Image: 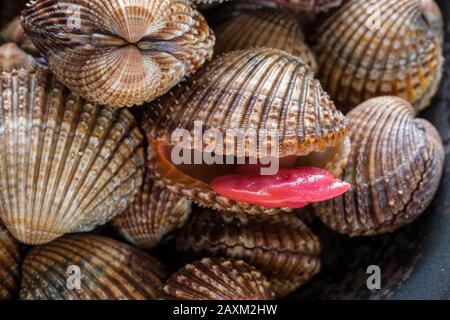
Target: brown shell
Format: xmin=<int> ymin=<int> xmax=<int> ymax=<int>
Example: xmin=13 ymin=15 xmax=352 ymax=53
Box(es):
xmin=212 ymin=6 xmax=318 ymax=72
xmin=1 ymin=17 xmax=39 ymax=56
xmin=143 ymin=48 xmax=349 ymax=214
xmin=314 ymin=0 xmax=444 ymax=113
xmin=112 ymin=173 xmax=192 ymax=250
xmin=20 ymin=234 xmax=169 ymax=300
xmin=0 ymin=222 xmax=21 ymax=300
xmin=0 ymin=42 xmax=38 ymax=73
xmin=176 ymin=208 xmax=321 ymax=297
xmin=21 ymin=0 xmax=215 ymax=108
xmin=270 ymin=0 xmax=343 ymax=12
xmin=314 ymin=96 xmax=445 ymax=236
xmin=0 ymin=69 xmax=145 ymax=245
xmin=163 ymin=258 xmax=275 ymax=300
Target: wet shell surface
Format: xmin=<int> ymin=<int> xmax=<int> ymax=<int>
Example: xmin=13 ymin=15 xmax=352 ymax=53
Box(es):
xmin=0 ymin=69 xmax=145 ymax=245
xmin=0 ymin=42 xmax=38 ymax=73
xmin=314 ymin=96 xmax=445 ymax=236
xmin=1 ymin=17 xmax=39 ymax=56
xmin=20 ymin=234 xmax=169 ymax=300
xmin=212 ymin=5 xmax=318 ymax=72
xmin=21 ymin=0 xmax=215 ymax=107
xmin=112 ymin=172 xmax=192 ymax=250
xmin=314 ymin=0 xmax=444 ymax=113
xmin=0 ymin=222 xmax=21 ymax=300
xmin=143 ymin=48 xmax=349 ymax=214
xmin=176 ymin=208 xmax=321 ymax=297
xmin=163 ymin=258 xmax=275 ymax=300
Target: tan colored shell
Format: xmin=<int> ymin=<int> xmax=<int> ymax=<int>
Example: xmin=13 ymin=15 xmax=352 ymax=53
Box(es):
xmin=176 ymin=208 xmax=321 ymax=297
xmin=0 ymin=69 xmax=145 ymax=245
xmin=314 ymin=96 xmax=445 ymax=236
xmin=314 ymin=0 xmax=444 ymax=113
xmin=112 ymin=173 xmax=192 ymax=250
xmin=212 ymin=6 xmax=318 ymax=72
xmin=0 ymin=222 xmax=21 ymax=300
xmin=21 ymin=0 xmax=215 ymax=108
xmin=20 ymin=234 xmax=169 ymax=300
xmin=163 ymin=258 xmax=275 ymax=300
xmin=1 ymin=17 xmax=39 ymax=56
xmin=421 ymin=0 xmax=444 ymax=43
xmin=0 ymin=42 xmax=38 ymax=73
xmin=143 ymin=48 xmax=349 ymax=214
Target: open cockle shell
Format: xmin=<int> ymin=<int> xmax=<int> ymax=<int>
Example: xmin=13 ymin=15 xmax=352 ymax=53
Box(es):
xmin=314 ymin=0 xmax=444 ymax=113
xmin=211 ymin=4 xmax=318 ymax=72
xmin=163 ymin=258 xmax=275 ymax=300
xmin=176 ymin=208 xmax=321 ymax=298
xmin=314 ymin=96 xmax=445 ymax=236
xmin=0 ymin=68 xmax=145 ymax=245
xmin=112 ymin=172 xmax=192 ymax=250
xmin=20 ymin=234 xmax=169 ymax=300
xmin=142 ymin=48 xmax=350 ymax=215
xmin=21 ymin=0 xmax=215 ymax=108
xmin=0 ymin=222 xmax=21 ymax=300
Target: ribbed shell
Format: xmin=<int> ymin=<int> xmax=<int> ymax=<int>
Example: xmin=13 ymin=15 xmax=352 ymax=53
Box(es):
xmin=163 ymin=258 xmax=275 ymax=300
xmin=421 ymin=0 xmax=444 ymax=43
xmin=0 ymin=42 xmax=38 ymax=72
xmin=314 ymin=96 xmax=445 ymax=236
xmin=314 ymin=0 xmax=444 ymax=113
xmin=1 ymin=17 xmax=39 ymax=56
xmin=212 ymin=7 xmax=318 ymax=72
xmin=21 ymin=0 xmax=215 ymax=108
xmin=112 ymin=173 xmax=192 ymax=250
xmin=0 ymin=222 xmax=21 ymax=300
xmin=143 ymin=48 xmax=349 ymax=214
xmin=20 ymin=234 xmax=169 ymax=300
xmin=176 ymin=208 xmax=321 ymax=297
xmin=0 ymin=69 xmax=145 ymax=245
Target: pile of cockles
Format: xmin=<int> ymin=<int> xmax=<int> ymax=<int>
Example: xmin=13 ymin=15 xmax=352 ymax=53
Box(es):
xmin=0 ymin=0 xmax=445 ymax=300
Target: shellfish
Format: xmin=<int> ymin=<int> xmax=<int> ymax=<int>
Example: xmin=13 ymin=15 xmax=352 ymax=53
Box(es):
xmin=269 ymin=0 xmax=343 ymax=12
xmin=20 ymin=234 xmax=169 ymax=300
xmin=0 ymin=222 xmax=21 ymax=300
xmin=0 ymin=68 xmax=145 ymax=245
xmin=163 ymin=258 xmax=275 ymax=300
xmin=314 ymin=0 xmax=444 ymax=113
xmin=1 ymin=17 xmax=39 ymax=56
xmin=112 ymin=172 xmax=192 ymax=250
xmin=176 ymin=208 xmax=321 ymax=297
xmin=142 ymin=48 xmax=350 ymax=214
xmin=211 ymin=4 xmax=318 ymax=72
xmin=0 ymin=42 xmax=38 ymax=72
xmin=21 ymin=0 xmax=215 ymax=107
xmin=314 ymin=96 xmax=445 ymax=236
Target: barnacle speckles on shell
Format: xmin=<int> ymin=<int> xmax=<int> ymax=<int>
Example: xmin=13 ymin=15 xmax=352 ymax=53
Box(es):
xmin=163 ymin=258 xmax=275 ymax=300
xmin=314 ymin=96 xmax=445 ymax=236
xmin=0 ymin=42 xmax=37 ymax=72
xmin=142 ymin=48 xmax=350 ymax=214
xmin=314 ymin=0 xmax=444 ymax=113
xmin=21 ymin=0 xmax=215 ymax=107
xmin=0 ymin=69 xmax=145 ymax=245
xmin=0 ymin=222 xmax=21 ymax=300
xmin=176 ymin=208 xmax=321 ymax=297
xmin=20 ymin=234 xmax=169 ymax=300
xmin=112 ymin=173 xmax=192 ymax=250
xmin=212 ymin=5 xmax=318 ymax=72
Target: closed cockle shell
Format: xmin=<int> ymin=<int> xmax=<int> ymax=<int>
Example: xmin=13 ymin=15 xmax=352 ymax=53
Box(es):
xmin=314 ymin=0 xmax=444 ymax=113
xmin=142 ymin=48 xmax=350 ymax=215
xmin=1 ymin=17 xmax=39 ymax=56
xmin=112 ymin=172 xmax=192 ymax=250
xmin=163 ymin=258 xmax=275 ymax=300
xmin=0 ymin=42 xmax=38 ymax=73
xmin=0 ymin=68 xmax=145 ymax=245
xmin=211 ymin=4 xmax=318 ymax=72
xmin=176 ymin=208 xmax=321 ymax=297
xmin=314 ymin=96 xmax=445 ymax=236
xmin=0 ymin=222 xmax=21 ymax=300
xmin=21 ymin=0 xmax=215 ymax=108
xmin=20 ymin=234 xmax=169 ymax=300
